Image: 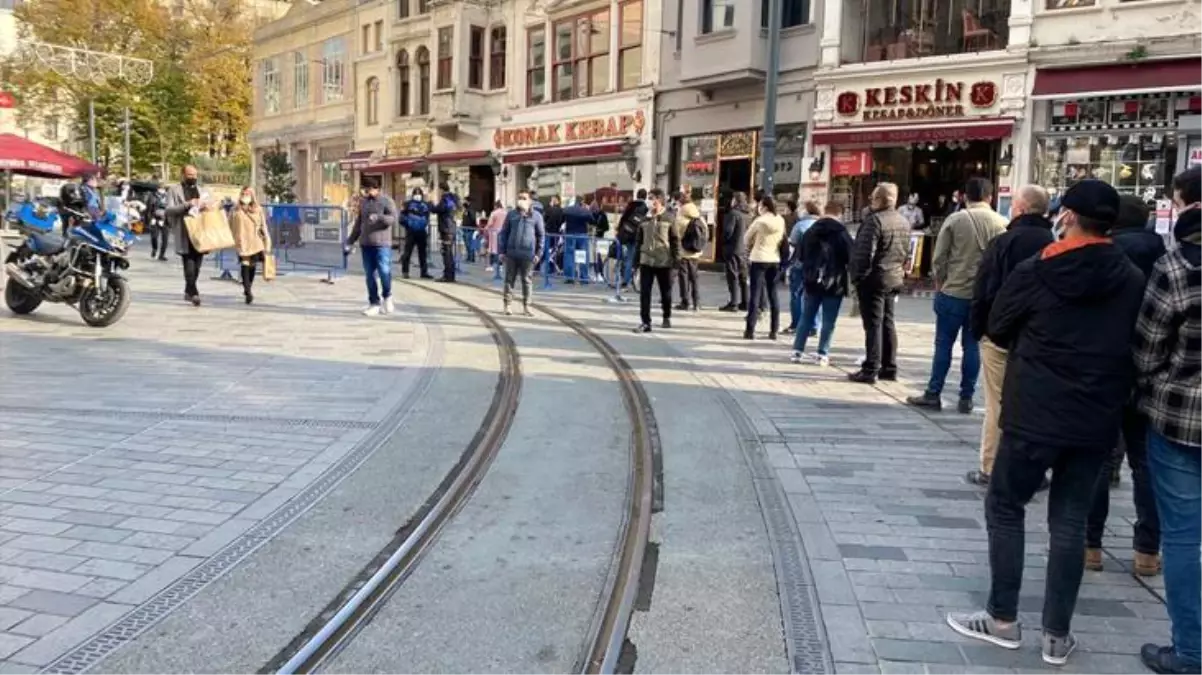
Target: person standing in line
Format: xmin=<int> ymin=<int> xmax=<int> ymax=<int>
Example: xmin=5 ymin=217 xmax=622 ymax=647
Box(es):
xmin=784 ymin=200 xmax=822 ymax=336
xmin=431 ymin=183 xmax=459 ymax=282
xmin=946 ymin=179 xmax=1146 ymax=667
xmin=907 ymin=178 xmax=1008 ymax=413
xmin=675 ymin=191 xmax=704 ymax=311
xmin=790 ymin=202 xmax=852 ymax=365
xmin=632 ymin=188 xmax=679 ymax=334
xmin=164 ymin=165 xmax=208 ymax=307
xmin=543 ymin=194 xmax=565 ymax=243
xmin=743 ymin=194 xmax=786 ymax=340
xmin=401 ymin=187 xmax=433 ymax=279
xmin=899 ymin=192 xmax=926 ymax=230
xmin=460 ymin=196 xmax=478 ymax=264
xmin=719 ymin=191 xmax=752 ymax=312
xmin=499 ymin=191 xmax=545 ymax=316
xmin=561 ymin=196 xmax=594 ymax=283
xmin=229 ymin=186 xmax=271 ymax=305
xmin=344 ymin=176 xmax=399 ymax=316
xmin=147 ymin=185 xmax=169 ymax=261
xmin=484 ymin=200 xmax=507 ymax=272
xmin=1135 ymin=166 xmax=1200 ymax=675
xmin=847 ymin=182 xmax=909 ymax=384
xmin=965 ymin=184 xmax=1055 ymax=487
xmin=614 ymin=189 xmax=649 ymax=302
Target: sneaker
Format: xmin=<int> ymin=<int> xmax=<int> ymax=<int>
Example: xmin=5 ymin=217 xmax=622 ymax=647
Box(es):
xmin=504 ymin=305 xmax=513 ymax=316
xmin=737 ymin=302 xmax=747 ymax=311
xmin=807 ymin=328 xmax=818 ymax=338
xmin=1134 ymin=551 xmax=1162 ymax=577
xmin=781 ymin=327 xmax=796 ymax=336
xmin=878 ymin=370 xmax=898 ymax=382
xmin=485 ymin=266 xmax=494 ymax=272
xmin=945 ymin=610 xmax=1022 ymax=650
xmin=383 ymin=297 xmax=395 ymax=315
xmin=1140 ymin=643 xmax=1198 ymax=674
xmin=1085 ymin=548 xmax=1103 ymax=571
xmin=815 ymin=355 xmax=830 ymax=367
xmin=847 ymin=370 xmax=877 ymax=384
xmin=906 ymin=392 xmax=943 ymax=410
xmin=965 ymin=470 xmax=991 ymax=487
xmin=1042 ymin=632 xmax=1077 ymax=666
xmin=633 ymin=323 xmax=652 ymax=334
xmin=718 ymin=303 xmax=737 ymax=312
xmin=662 ymin=318 xmax=672 ymax=329
xmin=790 ymin=351 xmax=805 ymax=364
xmin=676 ymin=302 xmax=690 ymax=311
xmin=743 ymin=330 xmax=754 ymax=340
xmin=362 ymin=305 xmax=381 ymax=316
xmin=768 ymin=331 xmax=778 ymax=341
xmin=958 ymin=398 xmax=975 ymax=414
xmin=523 ymin=307 xmax=534 ymax=317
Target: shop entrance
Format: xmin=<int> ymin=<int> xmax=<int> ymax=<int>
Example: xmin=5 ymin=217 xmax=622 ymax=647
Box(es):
xmin=718 ymin=158 xmax=753 ymax=199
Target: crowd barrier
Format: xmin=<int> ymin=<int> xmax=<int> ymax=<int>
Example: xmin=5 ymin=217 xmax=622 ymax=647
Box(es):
xmin=213 ymin=205 xmax=349 ymax=282
xmin=445 ymin=227 xmax=635 ymax=292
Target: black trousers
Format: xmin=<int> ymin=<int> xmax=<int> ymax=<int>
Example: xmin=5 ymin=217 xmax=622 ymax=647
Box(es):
xmin=639 ymin=265 xmax=673 ymax=326
xmin=1086 ymin=405 xmax=1160 ymax=553
xmin=149 ymin=225 xmax=169 ymax=258
xmin=181 ymin=251 xmax=205 ymax=297
xmin=677 ymin=258 xmax=700 ymax=308
xmin=239 ymin=255 xmax=259 ymax=294
xmin=724 ymin=255 xmax=748 ymax=307
xmin=402 ymin=229 xmax=429 ymax=277
xmin=440 ymin=235 xmax=455 ymax=281
xmin=986 ymin=434 xmax=1108 ymax=636
xmin=747 ymin=262 xmax=780 ymax=335
xmin=857 ymin=284 xmax=898 ymax=376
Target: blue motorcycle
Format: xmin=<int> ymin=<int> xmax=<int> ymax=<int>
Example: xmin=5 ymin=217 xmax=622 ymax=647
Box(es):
xmin=4 ymin=200 xmax=136 ymax=327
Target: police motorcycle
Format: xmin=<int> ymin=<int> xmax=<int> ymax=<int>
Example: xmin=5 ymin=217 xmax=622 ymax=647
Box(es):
xmin=4 ymin=184 xmax=136 ymax=327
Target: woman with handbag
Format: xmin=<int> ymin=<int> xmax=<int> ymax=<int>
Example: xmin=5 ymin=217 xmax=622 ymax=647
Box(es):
xmin=231 ymin=187 xmax=272 ymax=305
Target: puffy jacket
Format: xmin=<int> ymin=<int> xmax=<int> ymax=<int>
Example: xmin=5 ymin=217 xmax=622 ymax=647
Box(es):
xmin=799 ymin=217 xmax=854 ymax=297
xmin=722 ymin=204 xmax=751 ymax=259
xmin=403 ymin=199 xmax=430 ymax=232
xmin=633 ymin=210 xmax=680 ymax=269
xmin=617 ymin=200 xmax=648 ymax=245
xmin=745 ymin=212 xmax=786 ymax=264
xmin=850 ymin=207 xmax=909 ymax=291
xmin=987 ymin=239 xmax=1146 ymax=449
xmin=544 ymin=204 xmax=565 ymax=234
xmin=675 ymin=202 xmax=704 ymax=260
xmin=346 ymin=194 xmax=399 ymax=248
xmin=1111 ymin=227 xmax=1166 ymax=281
xmin=970 ymin=213 xmax=1055 ymax=340
xmin=500 ymin=208 xmax=545 ymax=262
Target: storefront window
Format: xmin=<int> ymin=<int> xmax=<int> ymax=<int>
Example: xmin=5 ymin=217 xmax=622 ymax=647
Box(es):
xmin=320 ymin=162 xmax=350 ymax=213
xmin=522 ymin=162 xmax=635 ymax=220
xmin=678 ymin=135 xmax=719 ymax=204
xmin=851 ymin=0 xmax=1008 ymax=63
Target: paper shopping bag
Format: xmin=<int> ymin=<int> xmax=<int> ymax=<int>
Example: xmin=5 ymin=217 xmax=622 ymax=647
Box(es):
xmin=262 ymin=253 xmax=277 ymax=281
xmin=184 ymin=210 xmax=235 ymax=254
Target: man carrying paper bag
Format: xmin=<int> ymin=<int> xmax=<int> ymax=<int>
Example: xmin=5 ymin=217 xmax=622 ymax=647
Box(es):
xmin=165 ymin=165 xmax=228 ymax=306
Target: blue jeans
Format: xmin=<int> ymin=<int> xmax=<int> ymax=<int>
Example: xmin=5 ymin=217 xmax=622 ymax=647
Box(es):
xmin=926 ymin=292 xmax=979 ymax=399
xmin=1148 ymin=428 xmax=1201 ymax=668
xmin=787 ymin=266 xmax=820 ymax=332
xmin=462 ymin=228 xmax=477 ymax=262
xmin=563 ymin=235 xmax=588 ymax=282
xmin=361 ymin=245 xmax=392 ymax=305
xmin=620 ymin=242 xmax=635 ymax=287
xmin=792 ymin=293 xmax=843 ymax=356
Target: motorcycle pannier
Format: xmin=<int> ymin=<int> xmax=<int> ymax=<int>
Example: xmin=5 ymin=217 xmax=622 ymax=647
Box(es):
xmin=184 ymin=210 xmax=235 ymax=254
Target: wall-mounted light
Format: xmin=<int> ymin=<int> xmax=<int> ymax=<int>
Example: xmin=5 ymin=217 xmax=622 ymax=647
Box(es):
xmin=807 ymin=151 xmax=826 ymax=175
xmin=999 ymin=143 xmax=1014 ymax=164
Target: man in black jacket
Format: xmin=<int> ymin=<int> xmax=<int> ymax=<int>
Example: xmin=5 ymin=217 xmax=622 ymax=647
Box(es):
xmin=847 ymin=182 xmax=909 ymax=384
xmin=947 ymin=180 xmax=1146 ymax=667
xmin=430 ymin=183 xmax=459 ymax=282
xmin=719 ymin=191 xmax=751 ymax=311
xmin=966 ymin=185 xmax=1055 ymax=487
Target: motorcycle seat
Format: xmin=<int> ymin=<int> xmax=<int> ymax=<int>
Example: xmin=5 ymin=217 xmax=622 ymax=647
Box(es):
xmin=30 ymin=232 xmax=67 ymax=255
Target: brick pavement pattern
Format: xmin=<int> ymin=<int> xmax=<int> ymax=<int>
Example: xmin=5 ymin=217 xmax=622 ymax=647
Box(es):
xmin=0 ymin=262 xmax=431 ymax=669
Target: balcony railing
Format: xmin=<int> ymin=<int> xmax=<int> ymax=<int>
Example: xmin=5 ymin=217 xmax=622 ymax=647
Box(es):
xmin=849 ymin=0 xmax=1009 ymax=63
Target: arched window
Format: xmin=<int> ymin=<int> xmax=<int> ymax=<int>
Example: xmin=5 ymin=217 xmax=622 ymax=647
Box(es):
xmin=396 ymin=50 xmax=410 ymax=117
xmin=365 ymin=77 xmax=380 ymax=126
xmin=416 ymin=46 xmax=431 ymax=115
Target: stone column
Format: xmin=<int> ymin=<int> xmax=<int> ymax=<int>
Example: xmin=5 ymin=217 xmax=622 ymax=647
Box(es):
xmin=819 ymin=0 xmax=842 ymax=67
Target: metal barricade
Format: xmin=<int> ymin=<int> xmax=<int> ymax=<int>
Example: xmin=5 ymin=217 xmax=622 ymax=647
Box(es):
xmin=213 ymin=204 xmax=349 ymax=282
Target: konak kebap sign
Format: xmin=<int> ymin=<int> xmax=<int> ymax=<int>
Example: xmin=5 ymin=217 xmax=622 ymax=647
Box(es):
xmin=493 ymin=111 xmax=647 ymax=150
xmin=837 ymin=79 xmax=999 ymax=122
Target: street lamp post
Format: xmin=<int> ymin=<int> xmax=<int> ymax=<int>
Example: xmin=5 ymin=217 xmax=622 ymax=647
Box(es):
xmin=759 ymin=0 xmax=784 ymax=197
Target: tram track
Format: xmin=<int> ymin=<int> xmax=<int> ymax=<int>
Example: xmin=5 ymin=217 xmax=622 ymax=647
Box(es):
xmin=262 ymin=282 xmax=659 ymax=675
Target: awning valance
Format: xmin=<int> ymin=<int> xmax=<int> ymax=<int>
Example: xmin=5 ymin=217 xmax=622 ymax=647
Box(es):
xmin=365 ymin=158 xmax=422 ymax=173
xmin=338 ymin=149 xmax=375 ymax=170
xmin=811 ymin=119 xmax=1015 ymax=146
xmin=501 ymin=141 xmax=626 ymax=165
xmin=1032 ymin=59 xmax=1201 ymax=100
xmin=426 ymin=150 xmax=490 ymax=165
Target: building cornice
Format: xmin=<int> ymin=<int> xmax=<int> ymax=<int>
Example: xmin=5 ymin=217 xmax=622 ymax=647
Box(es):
xmin=816 ymin=50 xmax=1028 ymax=83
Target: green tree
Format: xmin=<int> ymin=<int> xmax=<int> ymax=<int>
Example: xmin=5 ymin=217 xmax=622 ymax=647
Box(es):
xmin=261 ymin=145 xmax=296 ymax=204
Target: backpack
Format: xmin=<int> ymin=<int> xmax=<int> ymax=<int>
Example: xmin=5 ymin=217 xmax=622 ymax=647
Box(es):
xmin=803 ymin=235 xmax=840 ymax=293
xmin=617 ymin=211 xmax=644 ymax=245
xmin=681 ymin=217 xmax=708 ymax=254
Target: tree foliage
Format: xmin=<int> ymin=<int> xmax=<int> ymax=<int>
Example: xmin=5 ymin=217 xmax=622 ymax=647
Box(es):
xmin=3 ymin=0 xmax=255 ymax=178
xmin=261 ymin=144 xmax=296 ymax=204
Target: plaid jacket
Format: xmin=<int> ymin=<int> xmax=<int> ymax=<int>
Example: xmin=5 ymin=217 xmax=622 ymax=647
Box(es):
xmin=1133 ymin=247 xmax=1201 ymax=447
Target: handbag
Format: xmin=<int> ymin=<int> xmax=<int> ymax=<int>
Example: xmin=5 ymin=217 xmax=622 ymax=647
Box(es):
xmin=184 ymin=209 xmax=235 ymax=254
xmin=262 ymin=253 xmax=277 ymax=281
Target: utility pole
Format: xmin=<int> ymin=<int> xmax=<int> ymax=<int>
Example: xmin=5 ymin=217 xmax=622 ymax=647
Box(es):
xmin=89 ymin=99 xmax=97 ymax=165
xmin=123 ymin=107 xmax=131 ymax=178
xmin=759 ymin=0 xmax=784 ymax=197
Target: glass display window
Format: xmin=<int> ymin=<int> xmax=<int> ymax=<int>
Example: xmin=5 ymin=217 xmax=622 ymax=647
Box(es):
xmin=678 ymin=135 xmax=719 ymax=203
xmin=1035 ymin=134 xmax=1178 ymax=202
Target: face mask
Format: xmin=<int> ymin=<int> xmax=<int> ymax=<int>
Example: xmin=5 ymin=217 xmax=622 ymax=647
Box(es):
xmin=183 ymin=178 xmax=197 ymax=187
xmin=412 ymin=192 xmax=422 ymax=200
xmin=517 ymin=198 xmax=532 ymax=211
xmin=240 ymin=196 xmax=253 ymax=205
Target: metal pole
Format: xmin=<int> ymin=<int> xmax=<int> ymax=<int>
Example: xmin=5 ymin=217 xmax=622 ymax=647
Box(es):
xmin=759 ymin=0 xmax=783 ymax=197
xmin=88 ymin=99 xmax=97 ymax=164
xmin=123 ymin=107 xmax=131 ymax=178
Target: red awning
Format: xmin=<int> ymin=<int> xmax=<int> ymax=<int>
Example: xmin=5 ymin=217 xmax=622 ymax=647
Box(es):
xmin=811 ymin=119 xmax=1015 ymax=146
xmin=426 ymin=150 xmax=490 ymax=165
xmin=502 ymin=141 xmax=626 ymax=165
xmin=0 ymin=133 xmax=100 ymax=179
xmin=338 ymin=149 xmax=374 ymax=170
xmin=1032 ymin=59 xmax=1202 ymax=99
xmin=366 ymin=158 xmax=422 ymax=173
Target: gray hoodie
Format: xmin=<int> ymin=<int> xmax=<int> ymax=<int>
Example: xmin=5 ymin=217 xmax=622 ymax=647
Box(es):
xmin=347 ymin=194 xmax=399 ymax=248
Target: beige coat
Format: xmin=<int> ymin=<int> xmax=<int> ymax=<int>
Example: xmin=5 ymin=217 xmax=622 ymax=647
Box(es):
xmin=745 ymin=212 xmax=786 ymax=263
xmin=674 ymin=202 xmax=704 ymax=260
xmin=231 ymin=205 xmax=270 ymax=258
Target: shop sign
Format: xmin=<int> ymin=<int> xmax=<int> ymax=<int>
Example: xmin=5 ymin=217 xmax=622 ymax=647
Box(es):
xmin=1189 ymin=147 xmax=1202 ymax=169
xmin=385 ymin=130 xmax=433 ymax=158
xmin=493 ymin=111 xmax=646 ymax=150
xmin=831 ymin=149 xmax=872 ymax=177
xmin=1155 ymin=199 xmax=1173 ymax=235
xmin=773 ymin=154 xmax=803 ymax=185
xmin=836 ymin=79 xmax=998 ymax=122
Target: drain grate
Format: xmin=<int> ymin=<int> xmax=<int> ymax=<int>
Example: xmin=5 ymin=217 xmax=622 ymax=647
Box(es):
xmin=0 ymin=406 xmax=379 ymax=430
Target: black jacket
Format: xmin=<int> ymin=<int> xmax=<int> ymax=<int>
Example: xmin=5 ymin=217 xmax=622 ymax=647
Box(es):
xmin=544 ymin=204 xmax=565 ymax=235
xmin=799 ymin=217 xmax=854 ymax=297
xmin=850 ymin=207 xmax=909 ymax=291
xmin=617 ymin=200 xmax=648 ymax=244
xmin=722 ymin=205 xmax=751 ymax=259
xmin=1111 ymin=226 xmax=1166 ymax=281
xmin=430 ymin=193 xmax=459 ymax=239
xmin=970 ymin=214 xmax=1055 ymax=340
xmin=987 ymin=241 xmax=1146 ymax=449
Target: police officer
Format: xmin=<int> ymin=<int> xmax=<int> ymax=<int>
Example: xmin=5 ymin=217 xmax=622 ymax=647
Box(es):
xmin=401 ymin=187 xmax=433 ymax=279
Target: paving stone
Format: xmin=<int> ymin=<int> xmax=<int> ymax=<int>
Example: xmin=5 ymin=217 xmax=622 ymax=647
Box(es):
xmin=6 ymin=601 xmax=132 ymax=667
xmin=823 ymin=604 xmax=877 ymax=664
xmin=0 ymin=551 xmax=88 ymax=574
xmin=70 ymin=559 xmax=151 ymax=582
xmin=65 ymin=542 xmax=174 ymax=566
xmin=57 ymin=526 xmax=131 ymax=545
xmin=107 ymin=556 xmax=202 ymax=605
xmin=0 ymin=635 xmax=32 ymax=661
xmin=0 ymin=520 xmax=70 ymax=537
xmin=7 ymin=615 xmax=67 ymax=639
xmin=0 ymin=611 xmax=31 ymax=633
xmin=839 ymin=544 xmax=909 ymax=561
xmin=871 ymin=638 xmax=966 ymax=665
xmin=6 ymin=591 xmax=97 ymax=617
xmin=914 ymin=515 xmax=982 ymax=530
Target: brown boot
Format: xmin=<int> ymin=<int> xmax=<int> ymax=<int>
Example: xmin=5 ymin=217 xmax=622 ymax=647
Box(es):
xmin=1133 ymin=551 xmax=1162 ymax=577
xmin=1085 ymin=547 xmax=1103 ymax=571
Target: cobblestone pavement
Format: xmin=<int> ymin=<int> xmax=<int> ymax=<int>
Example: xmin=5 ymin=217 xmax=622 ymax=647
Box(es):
xmin=0 ymin=261 xmax=433 ymax=670
xmin=476 ymin=267 xmax=1168 ymax=675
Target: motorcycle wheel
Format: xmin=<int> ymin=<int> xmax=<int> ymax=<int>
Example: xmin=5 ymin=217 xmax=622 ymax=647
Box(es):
xmin=4 ymin=280 xmax=43 ymax=315
xmin=78 ymin=277 xmax=130 ymax=328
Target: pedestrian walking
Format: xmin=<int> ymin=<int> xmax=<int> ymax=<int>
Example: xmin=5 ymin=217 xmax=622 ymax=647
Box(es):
xmin=719 ymin=191 xmax=751 ymax=312
xmin=946 ymin=179 xmax=1146 ymax=667
xmin=229 ymin=186 xmax=271 ymax=305
xmin=344 ymin=176 xmax=399 ymax=316
xmin=675 ymin=192 xmax=705 ymax=311
xmin=1084 ymin=194 xmax=1166 ymax=574
xmin=784 ymin=200 xmax=821 ymax=336
xmin=789 ymin=202 xmax=852 ymax=365
xmin=965 ymin=184 xmax=1055 ymax=487
xmin=500 ymin=191 xmax=545 ymax=316
xmin=147 ymin=185 xmax=169 ymax=261
xmin=164 ymin=165 xmax=208 ymax=307
xmin=743 ymin=194 xmax=786 ymax=340
xmin=907 ymin=178 xmax=1008 ymax=413
xmin=1134 ymin=166 xmax=1200 ymax=675
xmin=484 ymin=200 xmax=507 ymax=271
xmin=847 ymin=182 xmax=909 ymax=384
xmin=461 ymin=197 xmax=478 ymax=263
xmin=401 ymin=187 xmax=433 ymax=279
xmin=431 ymin=183 xmax=459 ymax=282
xmin=632 ymin=188 xmax=679 ymax=334
xmin=613 ymin=189 xmax=649 ymax=301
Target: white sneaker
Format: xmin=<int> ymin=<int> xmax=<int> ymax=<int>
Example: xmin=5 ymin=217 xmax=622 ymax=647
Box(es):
xmin=816 ymin=355 xmax=830 ymax=367
xmin=383 ymin=297 xmax=395 ymax=315
xmin=485 ymin=266 xmax=495 ymax=272
xmin=362 ymin=305 xmax=381 ymax=317
xmin=790 ymin=351 xmax=804 ymax=364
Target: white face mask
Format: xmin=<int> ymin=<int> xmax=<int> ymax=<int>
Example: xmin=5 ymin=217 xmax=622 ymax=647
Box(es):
xmin=517 ymin=198 xmax=532 ymax=211
xmin=240 ymin=196 xmax=253 ymax=205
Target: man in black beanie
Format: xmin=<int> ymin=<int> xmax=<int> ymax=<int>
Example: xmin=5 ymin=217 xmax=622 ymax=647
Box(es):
xmin=345 ymin=175 xmax=398 ymax=316
xmin=946 ymin=179 xmax=1146 ymax=667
